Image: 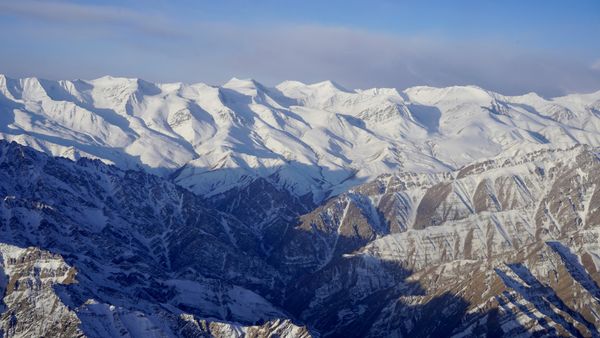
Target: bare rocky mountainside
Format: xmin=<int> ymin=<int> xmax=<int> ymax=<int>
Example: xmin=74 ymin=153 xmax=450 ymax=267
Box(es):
xmin=2 ymin=75 xmax=600 ymax=337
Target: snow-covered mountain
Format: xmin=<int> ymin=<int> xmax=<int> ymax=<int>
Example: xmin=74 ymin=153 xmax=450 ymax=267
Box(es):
xmin=2 ymin=74 xmax=600 ymax=337
xmin=2 ymin=74 xmax=600 ymax=202
xmin=0 ymin=140 xmax=311 ymax=337
xmin=284 ymin=144 xmax=600 ymax=337
xmin=2 ymin=140 xmax=600 ymax=337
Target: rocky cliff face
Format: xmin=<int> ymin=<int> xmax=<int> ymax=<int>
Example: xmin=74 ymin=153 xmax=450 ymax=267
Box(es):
xmin=0 ymin=244 xmax=82 ymax=338
xmin=1 ymin=140 xmax=600 ymax=337
xmin=276 ymin=144 xmax=600 ymax=337
xmin=0 ymin=141 xmax=312 ymax=337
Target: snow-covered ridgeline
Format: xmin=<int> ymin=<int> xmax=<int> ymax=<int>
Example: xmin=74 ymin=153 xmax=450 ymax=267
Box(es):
xmin=1 ymin=74 xmax=600 ymax=201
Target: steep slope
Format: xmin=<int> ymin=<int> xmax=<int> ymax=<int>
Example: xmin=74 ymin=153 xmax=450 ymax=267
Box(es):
xmin=3 ymin=74 xmax=600 ymax=202
xmin=2 ymin=133 xmax=600 ymax=336
xmin=3 ymin=74 xmax=600 ymax=336
xmin=0 ymin=140 xmax=312 ymax=337
xmin=3 ymin=74 xmax=600 ymax=242
xmin=277 ymin=144 xmax=600 ymax=337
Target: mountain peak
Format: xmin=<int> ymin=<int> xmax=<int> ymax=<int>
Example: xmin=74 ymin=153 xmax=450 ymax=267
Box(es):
xmin=0 ymin=74 xmax=7 ymax=89
xmin=93 ymin=75 xmax=138 ymax=83
xmin=89 ymin=76 xmax=162 ymax=97
xmin=222 ymin=77 xmax=267 ymax=97
xmin=223 ymin=77 xmax=260 ymax=88
xmin=277 ymin=80 xmax=307 ymax=87
xmin=404 ymin=84 xmax=494 ymax=105
xmin=309 ymin=80 xmax=351 ymax=93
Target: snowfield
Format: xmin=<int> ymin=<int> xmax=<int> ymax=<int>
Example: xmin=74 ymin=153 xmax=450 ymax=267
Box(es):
xmin=2 ymin=75 xmax=600 ymax=337
xmin=2 ymin=74 xmax=600 ymax=201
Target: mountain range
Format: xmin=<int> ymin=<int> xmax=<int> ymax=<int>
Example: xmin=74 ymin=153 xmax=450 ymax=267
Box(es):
xmin=1 ymin=74 xmax=600 ymax=337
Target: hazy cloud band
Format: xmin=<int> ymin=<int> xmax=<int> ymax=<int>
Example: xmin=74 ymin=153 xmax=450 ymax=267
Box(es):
xmin=0 ymin=0 xmax=599 ymax=96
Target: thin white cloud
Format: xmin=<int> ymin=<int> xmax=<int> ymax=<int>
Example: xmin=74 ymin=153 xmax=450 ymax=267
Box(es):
xmin=173 ymin=23 xmax=600 ymax=96
xmin=592 ymin=59 xmax=600 ymax=71
xmin=0 ymin=2 xmax=598 ymax=96
xmin=0 ymin=0 xmax=176 ymax=36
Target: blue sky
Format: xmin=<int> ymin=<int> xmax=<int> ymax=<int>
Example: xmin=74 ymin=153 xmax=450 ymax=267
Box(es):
xmin=0 ymin=0 xmax=599 ymax=96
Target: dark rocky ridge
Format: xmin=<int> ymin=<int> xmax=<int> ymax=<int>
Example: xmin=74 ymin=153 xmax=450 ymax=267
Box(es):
xmin=1 ymin=141 xmax=600 ymax=337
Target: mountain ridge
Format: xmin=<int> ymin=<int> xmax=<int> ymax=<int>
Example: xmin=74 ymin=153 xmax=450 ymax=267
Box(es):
xmin=2 ymin=73 xmax=600 ymax=202
xmin=3 ymin=139 xmax=600 ymax=336
xmin=4 ymin=73 xmax=600 ymax=243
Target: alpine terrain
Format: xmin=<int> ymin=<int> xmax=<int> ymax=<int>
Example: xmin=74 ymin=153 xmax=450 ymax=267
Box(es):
xmin=1 ymin=74 xmax=600 ymax=337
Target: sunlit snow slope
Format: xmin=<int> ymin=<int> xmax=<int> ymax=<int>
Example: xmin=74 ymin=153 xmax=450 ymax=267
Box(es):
xmin=1 ymin=74 xmax=600 ymax=201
